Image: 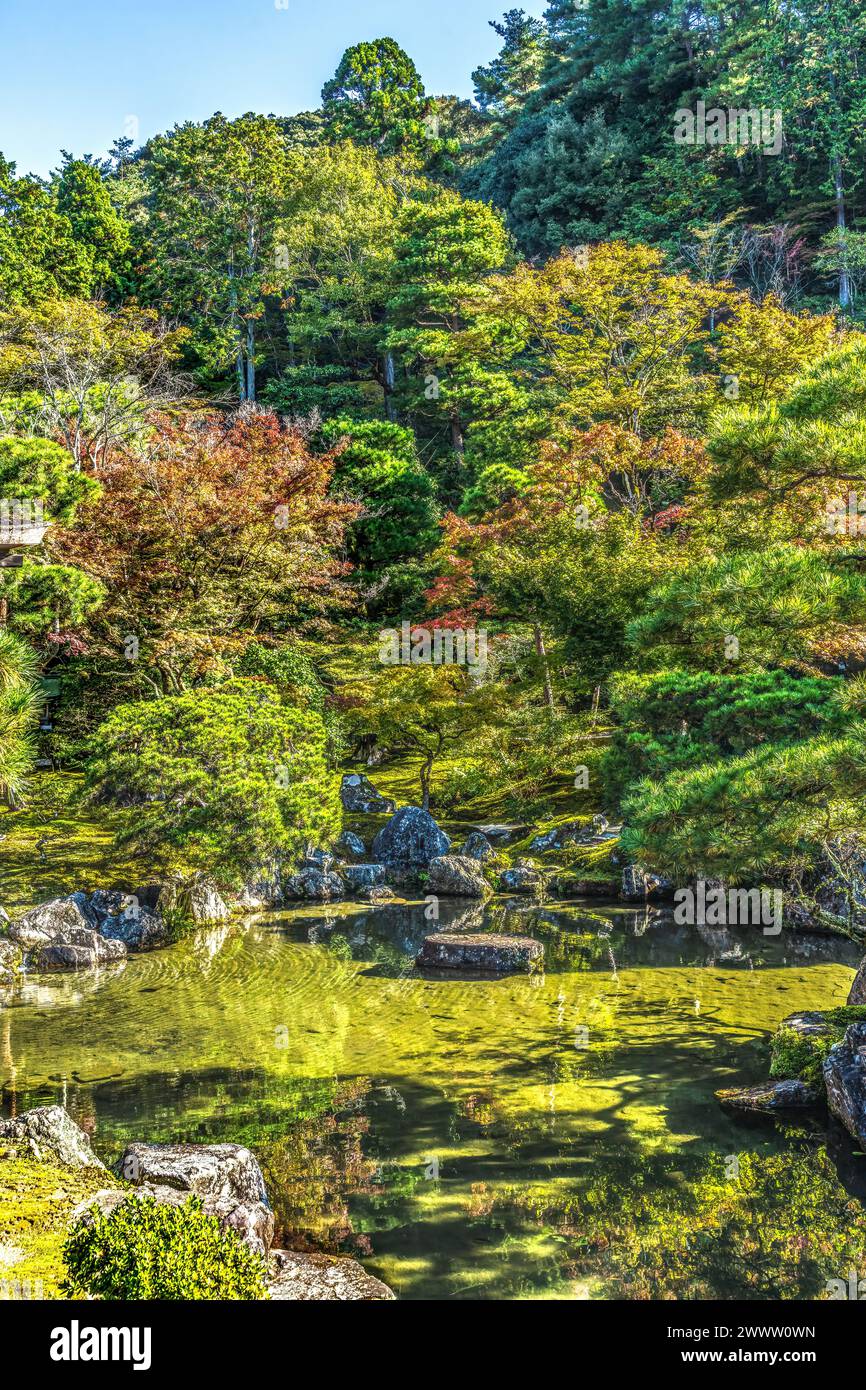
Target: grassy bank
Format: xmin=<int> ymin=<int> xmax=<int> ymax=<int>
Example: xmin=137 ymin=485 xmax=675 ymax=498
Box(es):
xmin=0 ymin=1145 xmax=117 ymax=1299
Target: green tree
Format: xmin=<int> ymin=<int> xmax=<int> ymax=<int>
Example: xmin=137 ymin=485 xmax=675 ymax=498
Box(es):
xmin=139 ymin=114 xmax=294 ymax=399
xmin=55 ymin=155 xmax=131 ymax=298
xmin=0 ymin=155 xmax=91 ymax=306
xmin=472 ymin=9 xmax=548 ymax=151
xmin=318 ymin=417 xmax=439 ymax=575
xmin=321 ymin=38 xmax=429 ymax=155
xmin=343 ymin=661 xmax=506 ymax=809
xmin=0 ymin=631 xmax=39 ymax=804
xmin=87 ymin=679 xmax=341 ymax=884
xmin=385 ymin=190 xmax=519 ymax=473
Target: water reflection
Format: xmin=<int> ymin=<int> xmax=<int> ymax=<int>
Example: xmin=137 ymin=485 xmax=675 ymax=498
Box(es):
xmin=1 ymin=899 xmax=864 ymax=1298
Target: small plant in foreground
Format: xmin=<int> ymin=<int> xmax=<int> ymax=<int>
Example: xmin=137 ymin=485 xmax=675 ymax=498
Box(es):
xmin=62 ymin=1195 xmax=269 ymax=1301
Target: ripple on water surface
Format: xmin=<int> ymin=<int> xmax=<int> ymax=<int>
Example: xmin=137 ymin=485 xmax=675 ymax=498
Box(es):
xmin=1 ymin=899 xmax=862 ymax=1299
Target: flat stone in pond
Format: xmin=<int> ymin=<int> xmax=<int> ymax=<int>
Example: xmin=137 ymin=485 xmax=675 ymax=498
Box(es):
xmin=416 ymin=932 xmax=543 ymax=974
xmin=267 ymin=1249 xmax=395 ymax=1300
xmin=715 ymin=1079 xmax=820 ymax=1113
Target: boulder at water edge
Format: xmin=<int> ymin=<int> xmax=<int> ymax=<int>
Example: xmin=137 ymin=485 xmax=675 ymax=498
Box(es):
xmin=114 ymin=1141 xmax=274 ymax=1256
xmin=715 ymin=1080 xmax=820 ymax=1113
xmin=0 ymin=938 xmax=22 ymax=987
xmin=267 ymin=1249 xmax=395 ymax=1300
xmin=498 ymin=860 xmax=541 ymax=894
xmin=342 ymin=863 xmax=387 ymax=892
xmin=427 ymin=854 xmax=491 ymax=899
xmin=283 ymin=867 xmax=345 ymax=901
xmin=7 ymin=898 xmax=129 ymax=971
xmin=824 ymin=1022 xmax=866 ymax=1147
xmin=0 ymin=1105 xmax=106 ymax=1170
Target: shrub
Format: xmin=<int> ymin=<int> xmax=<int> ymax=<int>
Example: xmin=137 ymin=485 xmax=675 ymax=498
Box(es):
xmin=605 ymin=668 xmax=844 ymax=805
xmin=62 ymin=1195 xmax=268 ymax=1301
xmin=86 ymin=678 xmax=342 ymax=884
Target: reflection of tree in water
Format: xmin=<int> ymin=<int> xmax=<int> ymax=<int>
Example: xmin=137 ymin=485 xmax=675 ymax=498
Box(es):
xmin=260 ymin=1076 xmax=383 ymax=1258
xmin=464 ymin=1140 xmax=866 ymax=1300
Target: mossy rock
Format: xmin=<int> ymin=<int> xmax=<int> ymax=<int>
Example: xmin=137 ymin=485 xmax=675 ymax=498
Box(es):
xmin=770 ymin=1006 xmax=866 ymax=1089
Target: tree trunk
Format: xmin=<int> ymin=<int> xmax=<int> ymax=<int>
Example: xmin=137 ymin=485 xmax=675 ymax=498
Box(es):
xmin=383 ymin=351 xmax=396 ymax=422
xmin=246 ymin=316 xmax=256 ymax=403
xmin=420 ymin=753 xmax=434 ymax=812
xmin=236 ymin=338 xmax=246 ymax=401
xmin=450 ymin=411 xmax=464 ymax=465
xmin=534 ymin=623 xmax=555 ymax=711
xmin=834 ymin=156 xmax=851 ymax=311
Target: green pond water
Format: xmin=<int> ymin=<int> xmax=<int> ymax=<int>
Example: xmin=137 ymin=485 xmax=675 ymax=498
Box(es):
xmin=1 ymin=898 xmax=863 ymax=1300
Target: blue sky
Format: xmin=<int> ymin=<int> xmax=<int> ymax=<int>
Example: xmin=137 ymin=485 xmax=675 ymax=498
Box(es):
xmin=1 ymin=0 xmax=548 ymax=178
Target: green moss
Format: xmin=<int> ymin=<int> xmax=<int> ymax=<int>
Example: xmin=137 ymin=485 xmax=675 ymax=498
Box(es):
xmin=770 ymin=1006 xmax=866 ymax=1087
xmin=0 ymin=773 xmax=145 ymax=914
xmin=0 ymin=1147 xmax=119 ymax=1299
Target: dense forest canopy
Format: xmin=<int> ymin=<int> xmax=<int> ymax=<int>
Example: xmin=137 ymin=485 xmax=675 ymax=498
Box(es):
xmin=2 ymin=0 xmax=866 ymax=905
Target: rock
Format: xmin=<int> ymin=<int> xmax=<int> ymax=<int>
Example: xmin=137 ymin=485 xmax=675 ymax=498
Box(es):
xmin=87 ymin=889 xmax=132 ymax=921
xmin=340 ymin=773 xmax=396 ymax=816
xmin=0 ymin=1106 xmax=106 ymax=1170
xmin=620 ymin=865 xmax=674 ymax=902
xmin=715 ymin=1080 xmax=821 ymax=1113
xmin=529 ymin=820 xmax=591 ymax=853
xmin=335 ymin=831 xmax=367 ymax=860
xmin=234 ymin=866 xmax=283 ymax=911
xmin=849 ymin=957 xmax=866 ymax=1006
xmin=302 ymin=848 xmax=335 ymax=870
xmin=416 ymin=932 xmax=543 ymax=974
xmin=824 ymin=1022 xmax=866 ymax=1146
xmin=780 ymin=1010 xmax=831 ymax=1038
xmin=85 ymin=891 xmax=167 ymax=950
xmin=157 ymin=878 xmax=230 ymax=924
xmin=38 ymin=935 xmax=127 ymax=971
xmin=427 ymin=855 xmax=491 ymax=899
xmin=498 ymin=860 xmax=541 ymax=894
xmin=267 ymin=1249 xmax=395 ymax=1300
xmin=474 ymin=824 xmax=526 ymax=845
xmin=342 ymin=864 xmax=386 ymax=892
xmin=0 ymin=938 xmax=22 ymax=988
xmin=100 ymin=906 xmax=166 ymax=951
xmin=8 ymin=896 xmax=96 ymax=949
xmin=459 ymin=831 xmax=495 ymax=861
xmin=117 ymin=1142 xmax=274 ymax=1257
xmin=283 ymin=867 xmax=345 ymax=902
xmin=357 ymin=885 xmax=396 ymax=904
xmin=372 ymin=806 xmax=451 ymax=868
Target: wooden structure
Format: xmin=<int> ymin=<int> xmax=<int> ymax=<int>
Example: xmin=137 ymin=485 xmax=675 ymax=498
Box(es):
xmin=0 ymin=498 xmax=49 ymax=622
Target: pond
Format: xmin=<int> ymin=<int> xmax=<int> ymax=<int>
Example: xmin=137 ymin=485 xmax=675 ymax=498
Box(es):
xmin=1 ymin=898 xmax=864 ymax=1300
